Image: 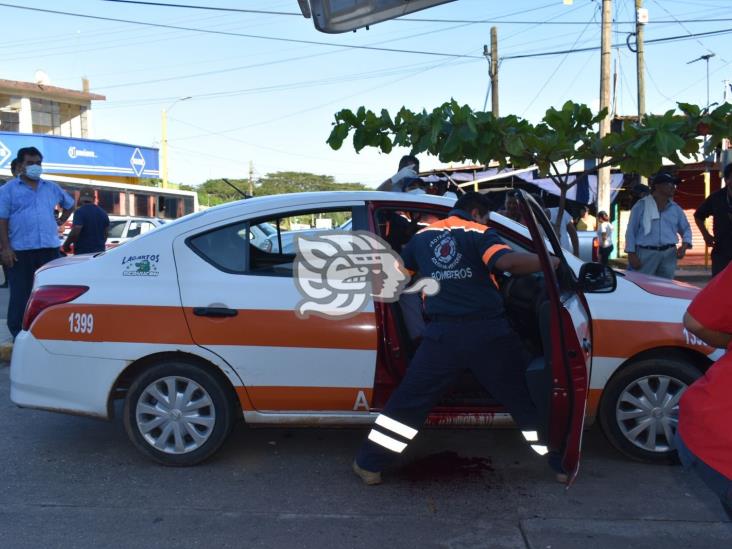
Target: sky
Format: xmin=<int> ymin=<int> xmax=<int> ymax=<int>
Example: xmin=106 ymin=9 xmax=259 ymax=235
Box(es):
xmin=1 ymin=0 xmax=731 ymax=188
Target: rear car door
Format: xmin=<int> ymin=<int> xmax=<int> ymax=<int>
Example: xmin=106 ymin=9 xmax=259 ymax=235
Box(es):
xmin=517 ymin=192 xmax=592 ymax=483
xmin=172 ymin=201 xmax=380 ymax=415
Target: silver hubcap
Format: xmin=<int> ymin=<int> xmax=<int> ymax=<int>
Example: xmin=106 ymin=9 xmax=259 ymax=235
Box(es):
xmin=135 ymin=376 xmax=216 ymax=454
xmin=616 ymin=375 xmax=687 ymax=453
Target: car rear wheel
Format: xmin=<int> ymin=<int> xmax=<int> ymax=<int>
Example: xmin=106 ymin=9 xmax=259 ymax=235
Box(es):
xmin=123 ymin=360 xmax=234 ymax=466
xmin=598 ymin=357 xmax=701 ymax=463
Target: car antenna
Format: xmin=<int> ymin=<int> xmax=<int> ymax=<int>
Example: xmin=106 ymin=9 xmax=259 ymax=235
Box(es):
xmin=222 ymin=178 xmax=250 ymax=199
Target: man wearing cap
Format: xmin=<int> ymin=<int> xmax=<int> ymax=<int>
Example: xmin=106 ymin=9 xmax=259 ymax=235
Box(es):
xmin=0 ymin=146 xmax=74 ymax=337
xmin=624 ymin=172 xmax=692 ymax=279
xmin=63 ymin=188 xmax=109 ymax=255
xmin=377 ymin=155 xmax=420 ymax=192
xmin=694 ymin=163 xmax=732 ymax=277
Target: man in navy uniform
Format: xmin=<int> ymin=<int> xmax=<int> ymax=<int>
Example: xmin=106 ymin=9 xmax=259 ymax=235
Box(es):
xmin=353 ymin=192 xmax=559 ymax=484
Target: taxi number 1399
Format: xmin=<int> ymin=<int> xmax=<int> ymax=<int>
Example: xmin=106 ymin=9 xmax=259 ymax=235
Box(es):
xmin=68 ymin=313 xmax=94 ymax=334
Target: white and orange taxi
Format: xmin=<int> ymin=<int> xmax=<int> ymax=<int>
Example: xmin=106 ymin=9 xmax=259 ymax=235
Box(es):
xmin=10 ymin=191 xmax=718 ymax=476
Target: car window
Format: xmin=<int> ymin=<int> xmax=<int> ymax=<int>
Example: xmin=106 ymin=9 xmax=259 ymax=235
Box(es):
xmin=187 ymin=208 xmax=353 ymax=276
xmin=374 ymin=207 xmax=446 ymax=254
xmin=189 ymin=221 xmax=248 ymax=273
xmin=137 ymin=221 xmax=156 ymax=235
xmin=250 ymin=208 xmax=353 ymax=275
xmin=108 ymin=220 xmax=127 ymax=238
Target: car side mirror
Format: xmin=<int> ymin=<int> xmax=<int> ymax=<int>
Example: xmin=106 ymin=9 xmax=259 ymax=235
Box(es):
xmin=577 ymin=262 xmax=617 ymax=293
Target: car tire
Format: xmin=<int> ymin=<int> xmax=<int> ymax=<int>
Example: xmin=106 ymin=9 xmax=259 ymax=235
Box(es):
xmin=598 ymin=357 xmax=701 ymax=463
xmin=123 ymin=360 xmax=235 ymax=466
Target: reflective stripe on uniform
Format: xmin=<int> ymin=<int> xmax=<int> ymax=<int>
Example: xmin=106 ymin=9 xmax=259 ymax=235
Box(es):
xmin=482 ymin=244 xmax=511 ymax=266
xmin=375 ymin=414 xmax=418 ymax=440
xmin=368 ymin=429 xmax=407 ymax=453
xmin=530 ymin=444 xmax=549 ymax=456
xmin=522 ymin=430 xmax=539 ymax=442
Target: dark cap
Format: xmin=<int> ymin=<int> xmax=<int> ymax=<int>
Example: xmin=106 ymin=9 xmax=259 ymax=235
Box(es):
xmin=79 ymin=188 xmax=95 ymax=202
xmin=652 ymin=172 xmax=678 ymax=186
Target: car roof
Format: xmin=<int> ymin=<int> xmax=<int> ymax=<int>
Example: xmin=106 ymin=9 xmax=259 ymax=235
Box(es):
xmin=108 ymin=215 xmax=164 ymax=222
xmin=187 ymin=191 xmax=455 ymax=224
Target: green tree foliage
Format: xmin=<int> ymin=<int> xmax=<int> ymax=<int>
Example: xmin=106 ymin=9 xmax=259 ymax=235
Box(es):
xmin=196 ymin=172 xmax=367 ymax=207
xmin=257 ymin=171 xmax=366 ymax=195
xmin=328 ymin=99 xmax=732 ymax=232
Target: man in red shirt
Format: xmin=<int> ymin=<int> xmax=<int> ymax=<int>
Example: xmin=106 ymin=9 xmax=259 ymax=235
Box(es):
xmin=677 ymin=263 xmax=732 ymax=519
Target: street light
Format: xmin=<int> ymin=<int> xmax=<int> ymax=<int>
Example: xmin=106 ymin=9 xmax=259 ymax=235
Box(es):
xmin=687 ymin=53 xmax=715 ymax=110
xmin=161 ymin=96 xmax=192 ymax=188
xmin=687 ymin=53 xmax=715 ymax=268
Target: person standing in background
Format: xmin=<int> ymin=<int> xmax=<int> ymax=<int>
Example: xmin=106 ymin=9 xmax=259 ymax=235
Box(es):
xmin=377 ymin=155 xmax=420 ymax=192
xmin=624 ymin=172 xmax=692 ymax=279
xmin=63 ymin=188 xmax=109 ymax=255
xmin=597 ymin=211 xmax=613 ymax=265
xmin=0 ymin=147 xmax=74 ymax=337
xmin=575 ymin=206 xmax=596 ymax=231
xmin=694 ymin=163 xmax=732 ymax=277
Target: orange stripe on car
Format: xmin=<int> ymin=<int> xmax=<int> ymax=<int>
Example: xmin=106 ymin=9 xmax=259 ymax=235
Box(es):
xmin=32 ymin=304 xmax=193 ymax=344
xmin=184 ymin=309 xmax=376 ymax=350
xmin=31 ymin=304 xmax=377 ymax=350
xmin=236 ymin=386 xmax=373 ymax=411
xmin=592 ymin=319 xmax=713 ymax=358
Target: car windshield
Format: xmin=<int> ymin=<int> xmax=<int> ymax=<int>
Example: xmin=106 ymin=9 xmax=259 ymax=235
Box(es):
xmin=108 ymin=220 xmax=127 ymax=238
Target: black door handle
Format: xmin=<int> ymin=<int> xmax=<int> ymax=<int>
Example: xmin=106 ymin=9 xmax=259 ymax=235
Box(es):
xmin=193 ymin=307 xmax=238 ymax=318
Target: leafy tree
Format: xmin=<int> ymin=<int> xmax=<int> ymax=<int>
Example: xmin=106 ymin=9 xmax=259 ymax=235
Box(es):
xmin=195 ymin=172 xmax=367 ymax=207
xmin=257 ymin=171 xmax=366 ymax=195
xmin=327 ymin=100 xmax=732 ymax=234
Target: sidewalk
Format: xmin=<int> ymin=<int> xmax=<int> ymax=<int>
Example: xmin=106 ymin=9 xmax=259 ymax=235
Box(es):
xmin=0 ymin=287 xmax=11 ymax=362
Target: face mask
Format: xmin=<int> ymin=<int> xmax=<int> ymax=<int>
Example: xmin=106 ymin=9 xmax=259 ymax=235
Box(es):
xmin=407 ymin=188 xmax=425 ymax=195
xmin=24 ymin=164 xmax=43 ymax=180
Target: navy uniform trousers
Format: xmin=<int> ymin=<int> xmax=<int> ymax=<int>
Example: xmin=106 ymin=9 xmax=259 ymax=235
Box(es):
xmin=356 ymin=316 xmax=540 ymax=473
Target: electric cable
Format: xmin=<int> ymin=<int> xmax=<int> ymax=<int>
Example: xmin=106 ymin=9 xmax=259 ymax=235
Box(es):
xmin=521 ymin=8 xmax=600 ymax=116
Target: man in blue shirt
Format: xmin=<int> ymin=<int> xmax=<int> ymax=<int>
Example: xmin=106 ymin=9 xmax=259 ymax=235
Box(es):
xmin=624 ymin=172 xmax=692 ymax=279
xmin=0 ymin=147 xmax=74 ymax=337
xmin=353 ymin=192 xmax=560 ymax=485
xmin=63 ymin=188 xmax=110 ymax=255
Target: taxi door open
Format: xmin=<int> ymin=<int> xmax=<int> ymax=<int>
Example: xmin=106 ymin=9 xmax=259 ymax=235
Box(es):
xmin=516 ymin=191 xmax=610 ymax=484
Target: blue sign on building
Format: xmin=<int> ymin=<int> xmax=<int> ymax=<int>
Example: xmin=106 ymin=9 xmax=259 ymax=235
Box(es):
xmin=0 ymin=132 xmax=159 ymax=178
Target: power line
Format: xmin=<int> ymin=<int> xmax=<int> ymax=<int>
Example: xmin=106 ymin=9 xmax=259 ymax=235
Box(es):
xmin=99 ymin=0 xmax=732 ymax=25
xmin=522 ymin=8 xmax=599 ymax=116
xmin=101 ymin=0 xmax=301 ymax=15
xmin=0 ymin=2 xmax=483 ymax=60
xmin=504 ymin=26 xmax=732 ymax=60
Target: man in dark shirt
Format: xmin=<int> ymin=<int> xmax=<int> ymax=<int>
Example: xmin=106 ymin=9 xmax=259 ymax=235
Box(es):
xmin=353 ymin=192 xmax=559 ymax=485
xmin=63 ymin=188 xmax=109 ymax=254
xmin=695 ymin=164 xmax=732 ymax=276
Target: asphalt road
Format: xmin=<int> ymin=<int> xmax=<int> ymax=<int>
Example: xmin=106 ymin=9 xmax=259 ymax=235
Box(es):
xmin=0 ymin=366 xmax=729 ymax=549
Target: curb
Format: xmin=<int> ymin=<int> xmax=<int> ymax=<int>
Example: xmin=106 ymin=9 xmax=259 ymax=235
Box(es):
xmin=0 ymin=342 xmax=12 ymax=363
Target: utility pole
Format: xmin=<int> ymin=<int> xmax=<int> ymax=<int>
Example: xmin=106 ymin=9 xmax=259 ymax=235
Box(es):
xmin=635 ymin=1 xmax=647 ymax=187
xmin=248 ymin=160 xmax=254 ymax=197
xmin=597 ymin=0 xmax=612 ymax=217
xmin=482 ymin=27 xmax=499 ymax=115
xmin=161 ymin=96 xmax=192 ymax=189
xmin=490 ymin=26 xmax=499 ymax=117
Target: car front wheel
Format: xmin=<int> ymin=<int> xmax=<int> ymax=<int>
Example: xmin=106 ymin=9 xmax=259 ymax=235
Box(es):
xmin=123 ymin=360 xmax=234 ymax=466
xmin=598 ymin=357 xmax=701 ymax=463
